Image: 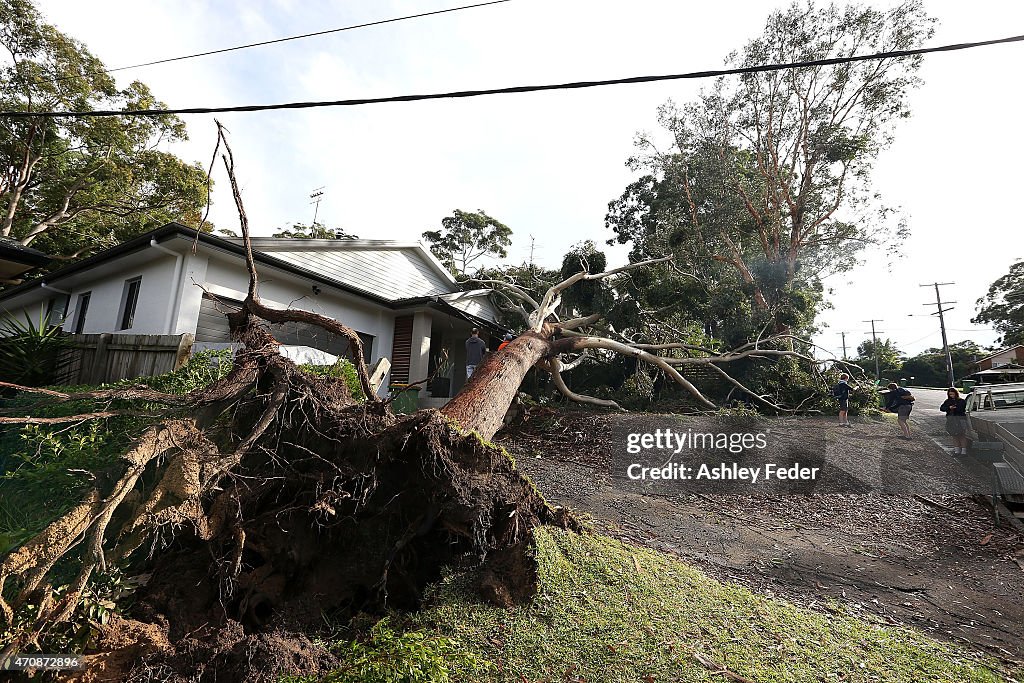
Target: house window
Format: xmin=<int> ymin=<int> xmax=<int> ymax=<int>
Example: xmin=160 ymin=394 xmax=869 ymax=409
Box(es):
xmin=119 ymin=277 xmax=142 ymax=330
xmin=73 ymin=292 xmax=91 ymax=334
xmin=45 ymin=295 xmax=69 ymax=325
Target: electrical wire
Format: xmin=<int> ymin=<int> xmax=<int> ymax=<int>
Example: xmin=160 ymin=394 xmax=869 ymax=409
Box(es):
xmin=103 ymin=0 xmax=512 ymax=74
xmin=3 ymin=32 xmax=1023 ymax=119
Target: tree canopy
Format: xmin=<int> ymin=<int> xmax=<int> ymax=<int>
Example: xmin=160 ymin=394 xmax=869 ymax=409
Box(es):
xmin=0 ymin=0 xmax=209 ymax=276
xmin=854 ymin=337 xmax=904 ymax=380
xmin=900 ymin=340 xmax=989 ymax=387
xmin=607 ymin=1 xmax=932 ymax=336
xmin=271 ymin=221 xmax=357 ymax=240
xmin=422 ymin=209 xmax=512 ymax=277
xmin=973 ymin=260 xmax=1024 ymax=348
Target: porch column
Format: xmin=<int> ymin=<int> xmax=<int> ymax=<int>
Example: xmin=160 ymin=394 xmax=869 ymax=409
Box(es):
xmin=409 ymin=311 xmax=432 ymax=383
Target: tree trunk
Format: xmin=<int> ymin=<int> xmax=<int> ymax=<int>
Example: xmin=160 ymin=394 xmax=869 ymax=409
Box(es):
xmin=441 ymin=331 xmax=554 ymax=440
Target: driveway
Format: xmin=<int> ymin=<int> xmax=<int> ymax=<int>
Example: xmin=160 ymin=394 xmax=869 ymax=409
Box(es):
xmin=501 ymin=405 xmax=1024 ymax=667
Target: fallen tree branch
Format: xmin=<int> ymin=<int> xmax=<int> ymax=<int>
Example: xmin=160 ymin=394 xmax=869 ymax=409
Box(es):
xmin=0 ymin=381 xmax=185 ymax=405
xmin=0 ymin=411 xmax=127 ymax=424
xmin=546 ymin=358 xmax=621 ymax=409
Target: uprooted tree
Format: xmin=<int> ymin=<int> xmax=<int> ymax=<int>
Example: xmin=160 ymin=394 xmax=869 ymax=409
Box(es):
xmin=0 ymin=125 xmax=837 ymax=679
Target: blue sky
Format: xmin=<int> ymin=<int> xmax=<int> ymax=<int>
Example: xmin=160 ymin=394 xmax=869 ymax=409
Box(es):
xmin=34 ymin=0 xmax=1024 ymax=361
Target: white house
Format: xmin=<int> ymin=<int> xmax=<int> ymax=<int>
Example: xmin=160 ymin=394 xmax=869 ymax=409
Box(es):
xmin=0 ymin=223 xmax=501 ymax=405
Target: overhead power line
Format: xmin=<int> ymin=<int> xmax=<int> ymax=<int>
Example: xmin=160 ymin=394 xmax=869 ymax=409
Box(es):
xmin=101 ymin=0 xmax=512 ymax=74
xmin=4 ymin=32 xmax=1023 ymax=119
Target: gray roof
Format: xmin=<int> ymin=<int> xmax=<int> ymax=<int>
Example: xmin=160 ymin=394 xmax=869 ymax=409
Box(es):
xmin=231 ymin=238 xmax=456 ymax=301
xmin=0 ymin=236 xmax=51 ymax=263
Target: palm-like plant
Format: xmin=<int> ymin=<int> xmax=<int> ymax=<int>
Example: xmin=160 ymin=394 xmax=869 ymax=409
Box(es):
xmin=0 ymin=307 xmax=70 ymax=387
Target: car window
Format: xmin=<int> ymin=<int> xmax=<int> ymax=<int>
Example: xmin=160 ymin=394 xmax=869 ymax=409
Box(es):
xmin=990 ymin=391 xmax=1024 ymax=409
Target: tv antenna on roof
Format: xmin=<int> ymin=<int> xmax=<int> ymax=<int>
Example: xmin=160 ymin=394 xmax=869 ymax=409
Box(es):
xmin=309 ymin=186 xmax=326 ymax=225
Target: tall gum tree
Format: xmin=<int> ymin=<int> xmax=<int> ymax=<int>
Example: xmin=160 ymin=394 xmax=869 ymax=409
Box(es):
xmin=0 ymin=0 xmax=208 ymax=276
xmin=608 ymin=1 xmax=933 ymax=332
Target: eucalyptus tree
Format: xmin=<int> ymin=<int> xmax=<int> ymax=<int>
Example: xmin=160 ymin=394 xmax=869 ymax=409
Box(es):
xmin=608 ymin=1 xmax=933 ymax=333
xmin=0 ymin=0 xmax=208 ymax=274
xmin=973 ymin=260 xmax=1024 ymax=347
xmin=422 ymin=209 xmax=513 ymax=277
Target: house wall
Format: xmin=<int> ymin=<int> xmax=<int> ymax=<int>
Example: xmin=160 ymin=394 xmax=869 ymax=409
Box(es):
xmin=979 ymin=347 xmax=1024 ymax=371
xmin=59 ymin=256 xmax=179 ymax=335
xmin=194 ymin=254 xmax=397 ymax=394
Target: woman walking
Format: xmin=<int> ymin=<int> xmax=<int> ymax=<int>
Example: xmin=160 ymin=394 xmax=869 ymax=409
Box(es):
xmin=939 ymin=388 xmax=970 ymax=455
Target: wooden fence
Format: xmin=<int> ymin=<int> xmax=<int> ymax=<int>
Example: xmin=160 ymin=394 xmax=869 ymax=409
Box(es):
xmin=56 ymin=333 xmax=194 ymax=385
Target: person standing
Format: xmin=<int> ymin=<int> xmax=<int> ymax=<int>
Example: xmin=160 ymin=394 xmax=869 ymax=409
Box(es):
xmin=939 ymin=387 xmax=970 ymax=455
xmin=884 ymin=382 xmax=915 ymax=439
xmin=832 ymin=373 xmax=853 ymax=427
xmin=465 ymin=328 xmax=487 ymax=379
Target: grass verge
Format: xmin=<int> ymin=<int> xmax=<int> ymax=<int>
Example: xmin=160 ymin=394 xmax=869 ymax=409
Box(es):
xmin=309 ymin=528 xmax=1007 ymax=683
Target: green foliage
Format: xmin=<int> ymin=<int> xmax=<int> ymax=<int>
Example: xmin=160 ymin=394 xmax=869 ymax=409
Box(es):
xmin=0 ymin=418 xmax=134 ymax=556
xmin=0 ymin=0 xmax=210 ymax=267
xmin=143 ymin=348 xmax=235 ymax=395
xmin=422 ymin=209 xmax=512 ymax=277
xmin=299 ymin=358 xmax=365 ymax=401
xmin=0 ymin=566 xmax=143 ymax=655
xmin=272 ymin=221 xmax=358 ymax=240
xmin=0 ymin=306 xmax=68 ymax=386
xmin=900 ymin=340 xmax=989 ymax=387
xmin=855 ymin=338 xmax=905 ymax=380
xmin=973 ymin=259 xmax=1024 ymax=347
xmin=559 ymin=240 xmax=613 ymax=315
xmin=0 ymin=350 xmax=234 ymax=555
xmin=286 ymin=618 xmax=492 ymax=683
xmin=607 ymin=1 xmax=932 ymax=337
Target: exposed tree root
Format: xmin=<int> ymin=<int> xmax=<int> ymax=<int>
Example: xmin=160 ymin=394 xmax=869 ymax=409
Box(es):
xmin=1 ymin=335 xmax=576 ymax=679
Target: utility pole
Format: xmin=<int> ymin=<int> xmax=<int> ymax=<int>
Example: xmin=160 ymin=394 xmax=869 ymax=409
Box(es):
xmin=862 ymin=319 xmax=884 ymax=382
xmin=921 ymin=282 xmax=956 ymax=387
xmin=840 ymin=331 xmax=848 ymax=360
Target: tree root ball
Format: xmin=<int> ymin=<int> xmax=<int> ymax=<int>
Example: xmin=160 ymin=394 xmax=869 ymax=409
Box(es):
xmin=63 ymin=403 xmax=576 ymax=681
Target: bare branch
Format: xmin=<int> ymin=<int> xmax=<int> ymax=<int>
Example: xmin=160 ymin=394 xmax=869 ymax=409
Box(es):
xmin=546 ymin=358 xmax=621 ymax=409
xmin=556 ymin=313 xmax=602 ymax=332
xmin=462 ymin=278 xmax=541 ymax=310
xmin=532 ymin=255 xmax=673 ymax=332
xmin=0 ymin=381 xmax=185 ymax=405
xmin=0 ymin=411 xmax=127 ymax=424
xmin=567 ymin=335 xmax=716 ymax=409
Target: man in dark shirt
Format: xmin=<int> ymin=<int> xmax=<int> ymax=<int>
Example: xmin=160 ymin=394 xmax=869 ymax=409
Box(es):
xmin=884 ymin=382 xmax=915 ymax=439
xmin=833 ymin=373 xmax=853 ymax=427
xmin=465 ymin=328 xmax=487 ymax=379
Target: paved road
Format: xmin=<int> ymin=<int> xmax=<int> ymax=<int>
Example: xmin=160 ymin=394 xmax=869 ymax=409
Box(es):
xmin=906 ymin=387 xmax=960 ymax=451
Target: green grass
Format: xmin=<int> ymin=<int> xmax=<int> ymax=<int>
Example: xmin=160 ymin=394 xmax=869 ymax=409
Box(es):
xmin=367 ymin=528 xmax=1007 ymax=683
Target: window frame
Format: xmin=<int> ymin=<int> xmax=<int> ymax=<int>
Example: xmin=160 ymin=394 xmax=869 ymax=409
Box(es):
xmin=118 ymin=276 xmax=143 ymax=330
xmin=73 ymin=291 xmax=92 ymax=334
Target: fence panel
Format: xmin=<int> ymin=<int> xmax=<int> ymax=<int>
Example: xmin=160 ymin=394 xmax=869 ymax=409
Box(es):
xmin=55 ymin=333 xmax=193 ymax=385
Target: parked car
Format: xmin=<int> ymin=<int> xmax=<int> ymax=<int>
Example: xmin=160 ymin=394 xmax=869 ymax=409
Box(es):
xmin=965 ymin=382 xmax=1024 ymax=413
